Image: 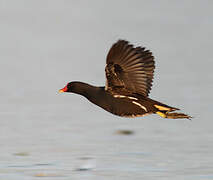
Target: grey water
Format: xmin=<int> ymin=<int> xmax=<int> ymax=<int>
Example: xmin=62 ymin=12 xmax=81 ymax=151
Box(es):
xmin=0 ymin=1 xmax=213 ymax=179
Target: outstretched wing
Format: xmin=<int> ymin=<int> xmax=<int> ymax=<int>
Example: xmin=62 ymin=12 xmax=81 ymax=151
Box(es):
xmin=105 ymin=40 xmax=155 ymax=97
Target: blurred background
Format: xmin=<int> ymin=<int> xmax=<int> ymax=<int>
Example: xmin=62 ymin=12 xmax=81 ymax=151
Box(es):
xmin=0 ymin=0 xmax=212 ymax=179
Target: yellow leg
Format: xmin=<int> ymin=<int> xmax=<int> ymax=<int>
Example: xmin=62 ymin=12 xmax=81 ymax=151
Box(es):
xmin=156 ymin=111 xmax=167 ymax=118
xmin=156 ymin=111 xmax=192 ymax=119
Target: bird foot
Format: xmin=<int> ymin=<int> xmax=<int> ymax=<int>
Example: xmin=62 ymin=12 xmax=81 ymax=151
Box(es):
xmin=156 ymin=111 xmax=192 ymax=120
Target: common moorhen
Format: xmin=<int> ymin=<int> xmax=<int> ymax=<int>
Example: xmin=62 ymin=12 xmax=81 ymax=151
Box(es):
xmin=59 ymin=40 xmax=191 ymax=119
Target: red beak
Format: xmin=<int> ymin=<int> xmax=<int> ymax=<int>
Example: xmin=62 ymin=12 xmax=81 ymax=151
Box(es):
xmin=58 ymin=86 xmax=68 ymax=93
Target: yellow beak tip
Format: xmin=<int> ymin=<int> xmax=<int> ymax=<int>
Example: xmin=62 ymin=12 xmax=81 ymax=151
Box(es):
xmin=58 ymin=89 xmax=64 ymax=93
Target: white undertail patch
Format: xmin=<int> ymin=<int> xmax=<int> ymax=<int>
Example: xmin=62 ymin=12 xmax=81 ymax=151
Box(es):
xmin=154 ymin=105 xmax=171 ymax=111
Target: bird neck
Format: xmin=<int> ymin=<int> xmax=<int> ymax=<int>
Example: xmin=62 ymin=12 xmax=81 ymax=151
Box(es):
xmin=71 ymin=82 xmax=100 ymax=99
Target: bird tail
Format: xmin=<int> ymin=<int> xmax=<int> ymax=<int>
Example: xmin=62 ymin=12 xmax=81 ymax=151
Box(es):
xmin=151 ymin=100 xmax=192 ymax=120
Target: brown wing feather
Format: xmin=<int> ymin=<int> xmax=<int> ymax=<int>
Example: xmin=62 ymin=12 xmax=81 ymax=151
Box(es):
xmin=105 ymin=40 xmax=155 ymax=97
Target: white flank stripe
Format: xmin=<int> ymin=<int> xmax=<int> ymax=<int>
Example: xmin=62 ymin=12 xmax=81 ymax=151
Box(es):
xmin=132 ymin=101 xmax=147 ymax=112
xmin=113 ymin=95 xmax=126 ymax=98
xmin=128 ymin=97 xmax=138 ymax=100
xmin=113 ymin=95 xmax=138 ymax=100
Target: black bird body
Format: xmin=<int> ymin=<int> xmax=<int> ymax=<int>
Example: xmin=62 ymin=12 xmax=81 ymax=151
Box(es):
xmin=68 ymin=82 xmax=151 ymax=117
xmin=59 ymin=40 xmax=191 ymax=119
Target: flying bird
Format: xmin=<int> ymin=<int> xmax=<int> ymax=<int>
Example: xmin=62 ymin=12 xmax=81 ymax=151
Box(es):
xmin=59 ymin=40 xmax=191 ymax=119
